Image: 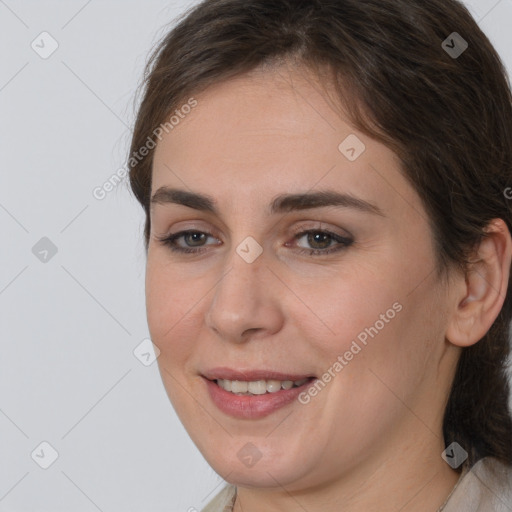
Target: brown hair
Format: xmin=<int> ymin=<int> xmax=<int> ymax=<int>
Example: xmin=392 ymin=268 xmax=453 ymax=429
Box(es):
xmin=128 ymin=0 xmax=512 ymax=470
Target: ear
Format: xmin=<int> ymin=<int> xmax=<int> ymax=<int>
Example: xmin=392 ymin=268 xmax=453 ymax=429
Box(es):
xmin=446 ymin=218 xmax=512 ymax=348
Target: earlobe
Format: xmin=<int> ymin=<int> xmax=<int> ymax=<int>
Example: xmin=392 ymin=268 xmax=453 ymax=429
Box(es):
xmin=446 ymin=219 xmax=512 ymax=348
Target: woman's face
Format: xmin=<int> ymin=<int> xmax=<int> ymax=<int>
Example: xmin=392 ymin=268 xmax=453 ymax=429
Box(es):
xmin=146 ymin=65 xmax=459 ymax=490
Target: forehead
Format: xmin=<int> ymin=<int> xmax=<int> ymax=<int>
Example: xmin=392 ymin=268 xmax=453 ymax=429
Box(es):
xmin=151 ymin=65 xmax=414 ymax=217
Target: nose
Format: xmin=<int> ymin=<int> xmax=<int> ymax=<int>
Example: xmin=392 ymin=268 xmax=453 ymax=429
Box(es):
xmin=204 ymin=244 xmax=284 ymax=344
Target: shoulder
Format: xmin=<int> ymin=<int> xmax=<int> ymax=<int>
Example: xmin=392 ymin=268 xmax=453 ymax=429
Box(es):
xmin=443 ymin=457 xmax=512 ymax=511
xmin=200 ymin=484 xmax=236 ymax=512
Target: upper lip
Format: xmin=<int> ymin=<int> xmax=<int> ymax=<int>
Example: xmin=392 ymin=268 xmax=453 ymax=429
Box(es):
xmin=202 ymin=367 xmax=315 ymax=382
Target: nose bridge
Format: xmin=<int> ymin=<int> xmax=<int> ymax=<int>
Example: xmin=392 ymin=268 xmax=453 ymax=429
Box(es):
xmin=205 ymin=240 xmax=283 ymax=341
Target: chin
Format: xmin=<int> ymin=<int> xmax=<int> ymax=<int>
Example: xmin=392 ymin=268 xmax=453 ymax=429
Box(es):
xmin=199 ymin=441 xmax=316 ymax=489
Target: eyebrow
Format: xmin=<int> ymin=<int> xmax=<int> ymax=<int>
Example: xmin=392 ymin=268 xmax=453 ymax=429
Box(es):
xmin=150 ymin=187 xmax=385 ymax=217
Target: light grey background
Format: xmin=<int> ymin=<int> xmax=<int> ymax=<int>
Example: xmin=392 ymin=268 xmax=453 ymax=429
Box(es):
xmin=1 ymin=1 xmax=511 ymax=511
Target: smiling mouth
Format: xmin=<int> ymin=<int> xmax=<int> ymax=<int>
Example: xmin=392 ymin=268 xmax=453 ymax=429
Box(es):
xmin=204 ymin=374 xmax=317 ymax=419
xmin=213 ymin=377 xmax=315 ymax=395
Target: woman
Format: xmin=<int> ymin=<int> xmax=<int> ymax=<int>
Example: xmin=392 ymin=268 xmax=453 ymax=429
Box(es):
xmin=127 ymin=0 xmax=512 ymax=510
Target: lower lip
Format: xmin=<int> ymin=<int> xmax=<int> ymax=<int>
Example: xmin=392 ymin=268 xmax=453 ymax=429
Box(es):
xmin=204 ymin=377 xmax=315 ymax=419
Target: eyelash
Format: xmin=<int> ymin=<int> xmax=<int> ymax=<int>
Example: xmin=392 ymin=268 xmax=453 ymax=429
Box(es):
xmin=155 ymin=228 xmax=353 ymax=256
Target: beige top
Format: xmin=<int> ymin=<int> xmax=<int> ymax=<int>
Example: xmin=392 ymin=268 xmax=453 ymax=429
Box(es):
xmin=201 ymin=457 xmax=512 ymax=512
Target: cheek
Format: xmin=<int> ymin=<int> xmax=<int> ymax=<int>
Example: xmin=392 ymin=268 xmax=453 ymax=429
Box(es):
xmin=311 ymin=229 xmax=438 ymax=363
xmin=145 ymin=258 xmax=204 ymax=361
xmin=319 ymin=279 xmax=443 ymax=428
xmin=300 ymin=267 xmax=403 ymax=357
xmin=302 ymin=260 xmax=438 ymax=411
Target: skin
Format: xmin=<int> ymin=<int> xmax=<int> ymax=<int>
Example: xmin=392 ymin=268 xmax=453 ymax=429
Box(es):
xmin=145 ymin=63 xmax=511 ymax=511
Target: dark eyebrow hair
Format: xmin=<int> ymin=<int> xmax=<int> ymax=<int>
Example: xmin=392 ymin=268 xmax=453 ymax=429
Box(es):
xmin=151 ymin=187 xmax=216 ymax=212
xmin=150 ymin=187 xmax=384 ymax=216
xmin=270 ymin=190 xmax=384 ymax=216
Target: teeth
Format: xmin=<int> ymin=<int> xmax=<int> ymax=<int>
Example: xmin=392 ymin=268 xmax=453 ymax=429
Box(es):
xmin=216 ymin=378 xmax=310 ymax=395
xmin=219 ymin=379 xmax=231 ymax=392
xmin=266 ymin=380 xmax=282 ymax=393
xmin=247 ymin=380 xmax=267 ymax=395
xmin=230 ymin=380 xmax=248 ymax=393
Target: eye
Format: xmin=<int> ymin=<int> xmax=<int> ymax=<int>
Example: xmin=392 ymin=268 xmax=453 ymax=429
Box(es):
xmin=291 ymin=229 xmax=353 ymax=256
xmin=155 ymin=230 xmax=220 ymax=254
